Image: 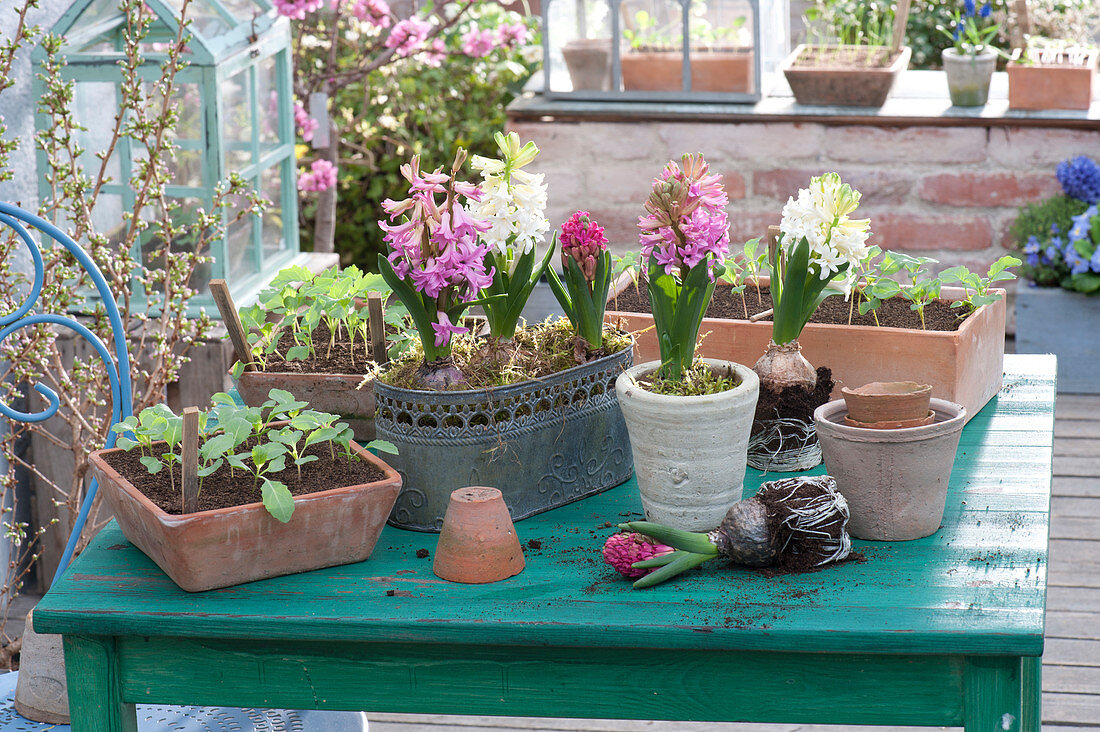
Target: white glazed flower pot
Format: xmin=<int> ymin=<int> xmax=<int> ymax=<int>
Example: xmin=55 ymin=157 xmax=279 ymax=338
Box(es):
xmin=616 ymin=359 xmax=760 ymax=531
xmin=814 ymin=397 xmax=967 ymax=541
xmin=942 ymin=48 xmax=996 ymax=107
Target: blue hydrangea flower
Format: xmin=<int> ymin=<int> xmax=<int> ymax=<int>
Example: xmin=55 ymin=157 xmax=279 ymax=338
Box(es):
xmin=1057 ymin=156 xmax=1100 ymax=204
xmin=1091 ymin=248 xmax=1100 ymax=274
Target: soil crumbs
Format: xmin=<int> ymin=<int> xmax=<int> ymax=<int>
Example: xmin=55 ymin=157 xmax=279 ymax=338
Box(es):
xmin=261 ymin=321 xmax=391 ymax=375
xmin=756 ymin=478 xmax=851 ymax=574
xmin=104 ymin=440 xmax=385 ymax=515
xmin=610 ymin=282 xmax=966 ymax=332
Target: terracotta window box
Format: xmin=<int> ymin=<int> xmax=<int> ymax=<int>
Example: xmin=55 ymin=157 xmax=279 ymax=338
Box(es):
xmin=782 ymin=44 xmax=911 ymax=107
xmin=621 ymin=47 xmax=754 ymax=93
xmin=1007 ymin=52 xmax=1098 ymax=111
xmin=605 ymin=277 xmax=1006 ymax=422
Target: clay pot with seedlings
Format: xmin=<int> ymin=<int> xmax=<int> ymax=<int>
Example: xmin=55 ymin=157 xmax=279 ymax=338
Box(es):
xmin=604 ymin=475 xmax=852 ymax=588
xmin=815 ymin=397 xmax=967 ymax=541
xmin=747 ymin=173 xmax=872 ymax=472
xmin=841 ymin=381 xmax=933 ymax=428
xmin=215 ymin=266 xmax=401 ymax=442
xmin=92 ymin=389 xmax=402 ymax=592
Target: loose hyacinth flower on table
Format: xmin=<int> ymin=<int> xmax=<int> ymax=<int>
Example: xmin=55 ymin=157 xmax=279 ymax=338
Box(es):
xmin=637 ymin=153 xmax=731 ymax=382
xmin=603 ymin=476 xmax=852 ymax=589
xmin=1017 ymin=156 xmax=1100 ymax=295
xmin=547 ymin=211 xmax=613 ymax=352
xmin=376 ymin=150 xmax=502 ymax=389
xmin=470 ymin=131 xmax=554 ymax=343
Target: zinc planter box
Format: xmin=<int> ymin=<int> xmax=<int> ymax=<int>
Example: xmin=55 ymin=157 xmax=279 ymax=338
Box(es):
xmin=606 ymin=281 xmax=1005 ymax=423
xmin=237 ymin=370 xmax=375 ymax=440
xmin=89 ymin=441 xmax=402 ymax=592
xmin=374 ymin=345 xmax=634 ymax=531
xmin=1016 ymin=285 xmax=1100 ymax=393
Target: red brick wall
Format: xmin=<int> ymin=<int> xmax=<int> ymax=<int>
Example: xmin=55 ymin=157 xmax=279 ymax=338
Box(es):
xmin=507 ymin=118 xmax=1098 ymax=276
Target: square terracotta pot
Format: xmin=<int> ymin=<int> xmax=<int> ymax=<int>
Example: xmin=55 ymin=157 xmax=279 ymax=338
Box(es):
xmin=620 ymin=48 xmax=754 ymax=93
xmin=1007 ymin=54 xmax=1097 ymax=110
xmin=606 ymin=276 xmax=1006 ymax=423
xmin=90 ymin=441 xmax=402 ymax=592
xmin=782 ymin=44 xmax=911 ymax=107
xmin=236 ymin=370 xmax=375 ymax=440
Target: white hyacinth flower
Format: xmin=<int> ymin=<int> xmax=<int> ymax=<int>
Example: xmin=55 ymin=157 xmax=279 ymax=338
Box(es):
xmin=779 ymin=173 xmax=871 ymax=296
xmin=470 ymin=134 xmax=550 ymax=272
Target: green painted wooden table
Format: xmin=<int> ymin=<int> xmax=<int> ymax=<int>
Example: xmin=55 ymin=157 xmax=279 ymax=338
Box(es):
xmin=34 ymin=354 xmax=1055 ymax=732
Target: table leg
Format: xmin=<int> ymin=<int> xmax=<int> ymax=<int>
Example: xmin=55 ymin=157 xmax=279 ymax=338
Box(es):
xmin=63 ymin=635 xmax=138 ymax=732
xmin=964 ymin=656 xmax=1041 ymax=732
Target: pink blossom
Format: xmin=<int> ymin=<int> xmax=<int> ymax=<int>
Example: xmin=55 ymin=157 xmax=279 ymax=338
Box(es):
xmin=293 ymin=102 xmax=319 ymax=143
xmin=297 ymin=159 xmax=338 ymax=193
xmin=497 ymin=22 xmax=528 ymax=47
xmin=386 ymin=17 xmax=432 ymax=58
xmin=602 ymin=533 xmax=673 ymax=578
xmin=637 ymin=154 xmax=730 ymax=278
xmin=461 ymin=28 xmax=496 ymax=58
xmin=431 ymin=311 xmax=469 ymax=348
xmin=273 ymin=0 xmax=323 ymax=19
xmin=422 ymin=38 xmax=447 ymax=67
xmin=349 ymin=0 xmax=391 ymax=28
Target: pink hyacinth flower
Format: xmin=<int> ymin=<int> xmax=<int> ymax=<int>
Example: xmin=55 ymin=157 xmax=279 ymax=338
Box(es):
xmin=602 ymin=532 xmax=673 ymax=578
xmin=431 ymin=311 xmax=469 ymax=348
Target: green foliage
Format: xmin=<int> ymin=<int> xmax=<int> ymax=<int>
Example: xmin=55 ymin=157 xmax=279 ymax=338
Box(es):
xmin=298 ymin=2 xmax=540 ymax=270
xmin=805 ymin=0 xmax=1013 ymax=68
xmin=1010 ymin=194 xmax=1089 ymax=287
xmin=236 ymin=264 xmax=410 ymax=371
xmin=769 ymin=236 xmax=848 ymax=345
xmin=114 ymin=389 xmax=396 ymax=523
xmin=940 ymin=255 xmax=1021 ymax=314
xmin=647 ymin=256 xmax=718 ymax=381
xmin=547 ymin=244 xmax=613 ymax=348
xmin=484 ymin=239 xmax=558 ymax=341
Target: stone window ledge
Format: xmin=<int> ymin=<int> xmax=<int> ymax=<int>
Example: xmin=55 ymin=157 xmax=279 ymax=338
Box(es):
xmin=510 ymin=70 xmax=1100 ymax=129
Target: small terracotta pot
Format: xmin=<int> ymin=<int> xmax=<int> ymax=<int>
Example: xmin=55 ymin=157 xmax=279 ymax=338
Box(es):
xmin=620 ymin=48 xmax=754 ymax=93
xmin=815 ymin=397 xmax=967 ymax=541
xmin=562 ymin=38 xmax=612 ymax=91
xmin=433 ymin=487 xmax=525 ymax=584
xmin=841 ymin=381 xmax=933 ymax=424
xmin=843 ymin=412 xmax=935 ymax=429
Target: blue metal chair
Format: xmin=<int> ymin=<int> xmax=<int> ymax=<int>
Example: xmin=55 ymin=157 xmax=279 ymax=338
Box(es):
xmin=0 ymin=202 xmax=367 ymax=731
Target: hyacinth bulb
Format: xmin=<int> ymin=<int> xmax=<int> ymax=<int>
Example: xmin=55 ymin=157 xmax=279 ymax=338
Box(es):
xmin=753 ymin=340 xmax=817 ymax=393
xmin=602 ymin=532 xmax=673 ymax=578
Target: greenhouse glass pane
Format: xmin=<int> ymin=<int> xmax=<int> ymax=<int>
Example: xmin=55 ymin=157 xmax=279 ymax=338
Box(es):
xmin=255 ymin=55 xmax=282 ymax=149
xmin=91 ymin=193 xmax=126 ymax=246
xmin=163 ymin=0 xmax=234 ymax=38
xmin=221 ymin=69 xmax=253 ymax=171
xmin=260 ymin=165 xmax=285 ymax=261
xmin=227 ymin=192 xmax=259 ymax=282
xmin=72 ymin=82 xmax=121 ymax=182
xmin=217 ymin=0 xmax=266 ymax=21
xmin=71 ymin=0 xmax=122 ymax=28
xmin=139 ymin=198 xmax=214 ymax=299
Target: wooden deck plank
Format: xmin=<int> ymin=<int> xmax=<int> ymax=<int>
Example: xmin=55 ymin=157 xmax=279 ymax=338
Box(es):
xmin=1055 ymin=420 xmax=1100 ymax=438
xmin=1053 ymin=477 xmax=1100 ymax=497
xmin=1054 ymin=456 xmax=1100 ymax=477
xmin=1054 ymin=437 xmax=1100 ymax=457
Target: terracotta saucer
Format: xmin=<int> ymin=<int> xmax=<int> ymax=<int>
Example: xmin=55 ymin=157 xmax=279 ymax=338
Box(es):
xmin=843 ymin=411 xmax=936 ymax=430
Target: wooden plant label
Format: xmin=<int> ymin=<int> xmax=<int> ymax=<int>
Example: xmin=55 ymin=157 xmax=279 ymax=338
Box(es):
xmin=368 ymin=292 xmax=388 ymax=366
xmin=181 ymin=407 xmax=200 ymax=515
xmin=209 ymin=279 xmax=254 ymax=371
xmin=892 ymin=0 xmax=912 ymax=53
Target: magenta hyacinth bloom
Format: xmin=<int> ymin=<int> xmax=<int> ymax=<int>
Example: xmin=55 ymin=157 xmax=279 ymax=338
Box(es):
xmin=602 ymin=532 xmax=673 ymax=578
xmin=637 ymin=154 xmax=730 ymax=279
xmin=560 ymin=211 xmax=608 ymax=283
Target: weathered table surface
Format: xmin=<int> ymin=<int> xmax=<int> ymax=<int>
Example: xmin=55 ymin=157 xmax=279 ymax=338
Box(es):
xmin=35 ymin=354 xmax=1056 ymax=732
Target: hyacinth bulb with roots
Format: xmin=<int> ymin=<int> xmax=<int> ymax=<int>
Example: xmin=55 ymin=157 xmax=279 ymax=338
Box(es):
xmin=604 ymin=475 xmax=852 ymax=589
